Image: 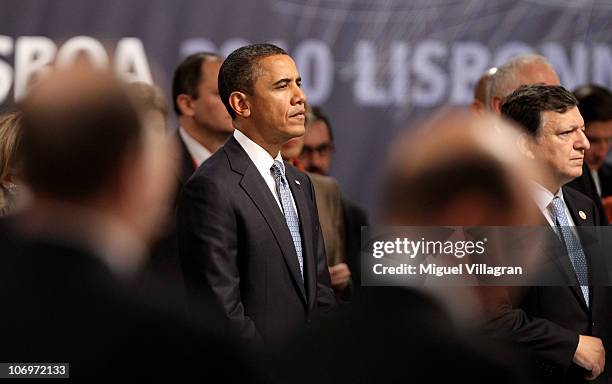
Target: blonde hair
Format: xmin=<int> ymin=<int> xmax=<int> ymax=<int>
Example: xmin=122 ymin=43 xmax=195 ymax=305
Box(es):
xmin=125 ymin=82 xmax=169 ymax=120
xmin=0 ymin=111 xmax=23 ymax=214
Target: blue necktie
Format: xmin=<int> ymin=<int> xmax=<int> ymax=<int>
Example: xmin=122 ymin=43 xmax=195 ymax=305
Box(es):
xmin=548 ymin=196 xmax=589 ymax=306
xmin=270 ymin=160 xmax=303 ymax=278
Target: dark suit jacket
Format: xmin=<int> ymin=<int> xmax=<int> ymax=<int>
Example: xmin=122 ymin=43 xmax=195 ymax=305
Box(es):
xmin=177 ymin=131 xmax=197 ymax=195
xmin=566 ymin=163 xmax=608 ymax=225
xmin=341 ymin=198 xmax=369 ymax=285
xmin=178 ymin=136 xmax=336 ymax=349
xmin=0 ymin=220 xmax=259 ymax=381
xmin=278 ymin=287 xmax=532 ymax=384
xmin=486 ymin=187 xmax=607 ymax=383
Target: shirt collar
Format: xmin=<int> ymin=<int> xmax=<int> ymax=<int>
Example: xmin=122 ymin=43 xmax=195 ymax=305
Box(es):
xmin=233 ymin=129 xmax=283 ymax=176
xmin=531 ymin=181 xmax=564 ymax=211
xmin=179 ymin=126 xmax=212 ymax=167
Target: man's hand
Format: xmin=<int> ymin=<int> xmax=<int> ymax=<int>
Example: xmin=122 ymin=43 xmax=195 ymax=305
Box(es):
xmin=573 ymin=335 xmax=605 ymax=380
xmin=328 ymin=263 xmax=351 ymax=291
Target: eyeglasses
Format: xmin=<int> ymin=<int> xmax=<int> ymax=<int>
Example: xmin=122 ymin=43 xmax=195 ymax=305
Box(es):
xmin=301 ymin=143 xmax=334 ymax=157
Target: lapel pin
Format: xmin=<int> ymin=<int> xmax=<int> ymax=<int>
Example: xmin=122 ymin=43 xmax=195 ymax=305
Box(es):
xmin=295 ymin=180 xmax=300 ymax=185
xmin=579 ymin=210 xmax=587 ymax=220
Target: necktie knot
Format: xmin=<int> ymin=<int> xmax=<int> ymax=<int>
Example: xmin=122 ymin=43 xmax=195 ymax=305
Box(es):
xmin=548 ymin=196 xmax=568 ymax=225
xmin=270 ymin=160 xmax=285 ymax=183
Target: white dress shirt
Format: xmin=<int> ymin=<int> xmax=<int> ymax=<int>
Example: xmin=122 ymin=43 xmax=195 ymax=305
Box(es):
xmin=233 ymin=129 xmax=297 ymax=213
xmin=531 ymin=182 xmax=580 ymax=239
xmin=179 ymin=126 xmax=212 ymax=168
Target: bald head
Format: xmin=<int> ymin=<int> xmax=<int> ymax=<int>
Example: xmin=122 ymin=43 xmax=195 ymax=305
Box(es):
xmin=20 ymin=67 xmax=142 ymax=202
xmin=489 ymin=54 xmax=560 ymax=113
xmin=471 ymin=67 xmax=497 ymax=113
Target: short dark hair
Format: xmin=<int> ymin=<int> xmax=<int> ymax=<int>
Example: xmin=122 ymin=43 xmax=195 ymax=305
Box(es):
xmin=500 ymin=84 xmax=578 ymax=136
xmin=573 ymin=84 xmax=612 ymax=125
xmin=311 ymin=106 xmax=334 ymax=144
xmin=20 ymin=70 xmax=142 ymax=202
xmin=172 ymin=52 xmax=222 ymax=115
xmin=218 ymin=43 xmax=288 ymax=119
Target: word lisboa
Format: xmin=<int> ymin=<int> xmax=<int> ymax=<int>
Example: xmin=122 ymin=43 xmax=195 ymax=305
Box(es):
xmin=0 ymin=36 xmax=153 ymax=104
xmin=372 ymin=237 xmax=486 ymax=259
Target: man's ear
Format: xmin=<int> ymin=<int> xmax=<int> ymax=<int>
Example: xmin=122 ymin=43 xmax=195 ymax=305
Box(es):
xmin=517 ymin=133 xmax=536 ymax=159
xmin=176 ymin=94 xmax=195 ymax=117
xmin=491 ymin=97 xmax=503 ymax=114
xmin=229 ymin=91 xmax=251 ymax=118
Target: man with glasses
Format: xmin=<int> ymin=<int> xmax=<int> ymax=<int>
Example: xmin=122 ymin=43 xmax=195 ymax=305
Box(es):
xmin=299 ymin=107 xmax=369 ymax=290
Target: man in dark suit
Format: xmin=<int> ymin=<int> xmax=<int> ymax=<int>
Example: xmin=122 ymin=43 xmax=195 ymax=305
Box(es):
xmin=498 ymin=84 xmax=607 ymax=383
xmin=178 ymin=44 xmax=336 ymax=350
xmin=145 ymin=53 xmax=234 ymax=291
xmin=0 ymin=66 xmax=258 ymax=380
xmin=172 ymin=52 xmax=234 ymax=190
xmin=567 ymin=85 xmax=612 ymax=224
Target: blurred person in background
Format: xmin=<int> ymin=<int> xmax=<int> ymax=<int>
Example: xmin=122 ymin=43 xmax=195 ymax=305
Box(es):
xmin=489 ymin=54 xmax=560 ymax=113
xmin=471 ymin=67 xmax=497 ymax=114
xmin=126 ymin=81 xmax=169 ymax=134
xmin=567 ymin=85 xmax=612 ymax=222
xmin=0 ymin=66 xmax=257 ymax=381
xmin=0 ymin=111 xmax=25 ymax=216
xmin=281 ymin=105 xmax=351 ymax=297
xmin=299 ymin=106 xmax=368 ymax=289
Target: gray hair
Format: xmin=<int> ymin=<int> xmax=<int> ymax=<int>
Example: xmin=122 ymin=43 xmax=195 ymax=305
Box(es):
xmin=489 ymin=54 xmax=556 ymax=103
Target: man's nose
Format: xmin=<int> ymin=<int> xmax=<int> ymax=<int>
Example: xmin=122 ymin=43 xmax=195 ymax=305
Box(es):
xmin=576 ymin=130 xmax=590 ymax=150
xmin=311 ymin=150 xmax=323 ymax=164
xmin=292 ymin=84 xmax=306 ymax=105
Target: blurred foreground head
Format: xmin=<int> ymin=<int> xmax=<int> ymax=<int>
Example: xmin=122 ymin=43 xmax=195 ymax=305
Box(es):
xmin=384 ymin=110 xmax=541 ymax=226
xmin=125 ymin=81 xmax=169 ymax=134
xmin=20 ymin=66 xmax=176 ymax=244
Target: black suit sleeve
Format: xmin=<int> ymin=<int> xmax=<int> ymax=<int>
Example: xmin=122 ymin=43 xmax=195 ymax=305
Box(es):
xmin=484 ymin=292 xmax=579 ymax=377
xmin=177 ymin=175 xmax=263 ymax=346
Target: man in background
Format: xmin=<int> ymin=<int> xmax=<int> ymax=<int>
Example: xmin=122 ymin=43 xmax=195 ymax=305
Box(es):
xmin=299 ymin=106 xmax=368 ymax=286
xmin=281 ymin=106 xmax=350 ymax=296
xmin=567 ymin=85 xmax=612 ymax=222
xmin=172 ymin=52 xmax=233 ymax=189
xmin=471 ymin=67 xmax=497 ymax=113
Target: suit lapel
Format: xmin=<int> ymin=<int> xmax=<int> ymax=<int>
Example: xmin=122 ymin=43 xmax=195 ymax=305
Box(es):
xmin=224 ymin=138 xmax=307 ymax=303
xmin=534 ymin=199 xmax=588 ymax=312
xmin=286 ymin=168 xmax=316 ymax=307
xmin=177 ymin=133 xmax=196 ymax=187
xmin=563 ymin=188 xmax=596 ymax=312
